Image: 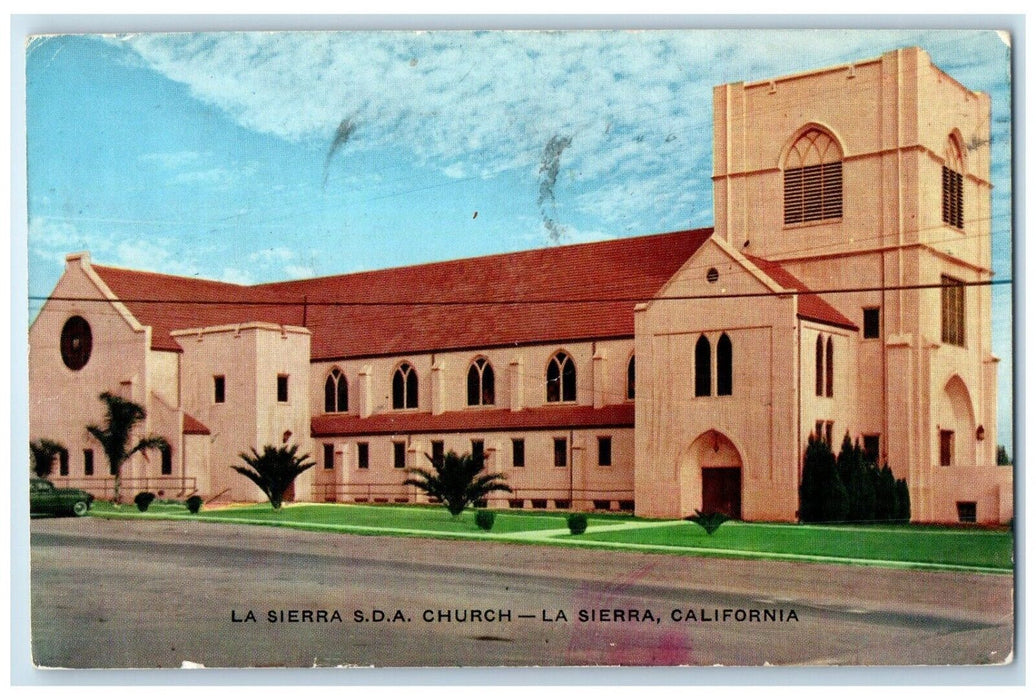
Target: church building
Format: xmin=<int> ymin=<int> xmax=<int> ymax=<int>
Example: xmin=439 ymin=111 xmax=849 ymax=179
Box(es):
xmin=28 ymin=47 xmax=1012 ymax=524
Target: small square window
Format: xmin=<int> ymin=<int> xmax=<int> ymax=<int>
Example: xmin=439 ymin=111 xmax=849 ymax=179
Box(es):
xmin=213 ymin=375 xmax=226 ymax=404
xmin=512 ymin=439 xmax=525 ymax=468
xmin=863 ymin=307 xmax=880 ymax=339
xmin=956 ymin=501 xmax=977 ymax=523
xmin=554 ymin=438 xmax=567 ymax=467
xmin=393 ymin=441 xmax=406 ymax=469
xmin=323 ymin=443 xmax=335 ymax=470
xmin=277 ymin=375 xmax=289 ymax=403
xmin=598 ymin=436 xmax=612 ymax=466
xmin=83 ymin=449 xmax=93 ymax=476
xmin=357 ymin=443 xmax=369 ymax=470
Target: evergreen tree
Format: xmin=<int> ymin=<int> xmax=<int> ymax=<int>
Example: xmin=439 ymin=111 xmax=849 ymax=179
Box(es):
xmin=874 ymin=464 xmax=897 ymax=522
xmin=799 ymin=435 xmax=848 ymax=523
xmin=894 ymin=478 xmax=911 ymax=522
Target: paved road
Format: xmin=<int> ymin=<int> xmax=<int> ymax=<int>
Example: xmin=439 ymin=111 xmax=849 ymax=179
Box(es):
xmin=29 ymin=517 xmax=1014 ymax=668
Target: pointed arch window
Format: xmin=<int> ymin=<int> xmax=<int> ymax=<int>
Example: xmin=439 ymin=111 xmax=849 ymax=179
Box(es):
xmin=626 ymin=355 xmax=636 ymax=401
xmin=815 ymin=335 xmax=824 ymax=397
xmin=467 ymin=357 xmax=495 ymax=406
xmin=717 ymin=333 xmax=732 ymax=396
xmin=546 ymin=351 xmax=576 ymax=403
xmin=825 ymin=336 xmax=834 ymax=398
xmin=942 ymin=136 xmax=965 ymax=229
xmin=324 ymin=368 xmax=348 ymax=413
xmin=784 ymin=128 xmax=843 ymax=224
xmin=392 ymin=363 xmax=418 ymax=409
xmin=694 ymin=335 xmax=711 ymax=397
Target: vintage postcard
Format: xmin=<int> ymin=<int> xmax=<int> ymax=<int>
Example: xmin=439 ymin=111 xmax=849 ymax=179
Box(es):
xmin=22 ymin=27 xmax=1014 ymax=671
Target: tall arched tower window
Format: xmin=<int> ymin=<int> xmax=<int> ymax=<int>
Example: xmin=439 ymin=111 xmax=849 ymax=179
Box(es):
xmin=815 ymin=335 xmax=824 ymax=397
xmin=943 ymin=135 xmax=965 ymax=229
xmin=546 ymin=351 xmax=576 ymax=403
xmin=784 ymin=128 xmax=843 ymax=224
xmin=717 ymin=333 xmax=732 ymax=396
xmin=694 ymin=335 xmax=711 ymax=397
xmin=825 ymin=336 xmax=834 ymax=398
xmin=626 ymin=355 xmax=636 ymax=400
xmin=324 ymin=368 xmax=348 ymax=413
xmin=467 ymin=357 xmax=495 ymax=406
xmin=392 ymin=362 xmax=418 ymax=409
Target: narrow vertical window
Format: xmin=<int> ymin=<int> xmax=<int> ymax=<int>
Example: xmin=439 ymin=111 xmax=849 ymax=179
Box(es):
xmin=277 ymin=375 xmax=289 ymax=403
xmin=323 ymin=443 xmax=335 ymax=470
xmin=717 ymin=333 xmax=732 ymax=396
xmin=942 ymin=136 xmax=965 ymax=229
xmin=862 ymin=435 xmax=880 ymax=464
xmin=815 ymin=335 xmax=824 ymax=397
xmin=324 ymin=369 xmax=348 ymax=413
xmin=393 ymin=441 xmax=407 ymax=469
xmin=694 ymin=335 xmax=711 ymax=397
xmin=598 ymin=436 xmax=612 ymax=467
xmin=393 ymin=363 xmax=418 ymax=409
xmin=213 ymin=375 xmax=225 ymax=404
xmin=547 ymin=352 xmax=576 ymax=402
xmin=941 ymin=275 xmax=965 ymax=347
xmin=626 ymin=355 xmax=636 ymax=400
xmin=59 ymin=450 xmax=69 ymax=476
xmin=554 ymin=438 xmax=568 ymax=467
xmin=161 ymin=444 xmax=172 ymax=475
xmin=471 ymin=440 xmax=484 ymax=461
xmin=357 ymin=443 xmax=369 ymax=469
xmin=863 ymin=307 xmax=881 ymax=339
xmin=512 ymin=439 xmax=525 ymax=467
xmin=83 ymin=449 xmax=94 ymax=476
xmin=431 ymin=440 xmax=444 ymax=468
xmin=825 ymin=337 xmax=834 ymax=398
xmin=467 ymin=358 xmax=495 ymax=406
xmin=940 ymin=430 xmax=954 ymax=467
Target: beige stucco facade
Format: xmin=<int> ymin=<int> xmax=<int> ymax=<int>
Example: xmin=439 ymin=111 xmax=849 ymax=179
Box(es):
xmin=28 ymin=48 xmax=1010 ymax=523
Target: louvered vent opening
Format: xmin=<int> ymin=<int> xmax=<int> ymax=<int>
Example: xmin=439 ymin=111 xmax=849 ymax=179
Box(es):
xmin=942 ymin=166 xmax=964 ymax=229
xmin=784 ymin=161 xmax=842 ymax=225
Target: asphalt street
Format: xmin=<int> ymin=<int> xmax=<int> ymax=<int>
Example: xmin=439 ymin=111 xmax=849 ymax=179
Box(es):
xmin=28 ymin=517 xmax=1014 ymax=668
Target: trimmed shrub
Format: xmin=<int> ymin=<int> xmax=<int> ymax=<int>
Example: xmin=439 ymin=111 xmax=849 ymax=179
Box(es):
xmin=474 ymin=509 xmax=496 ymax=531
xmin=799 ymin=435 xmax=848 ymax=523
xmin=186 ymin=495 xmax=203 ymax=514
xmin=567 ymin=512 xmax=588 ymax=535
xmin=686 ymin=509 xmax=730 ymax=535
xmin=134 ymin=491 xmax=156 ymax=512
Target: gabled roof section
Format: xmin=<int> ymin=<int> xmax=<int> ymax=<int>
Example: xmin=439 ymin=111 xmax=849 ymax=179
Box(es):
xmin=182 ymin=412 xmax=211 ymax=435
xmin=91 ymin=229 xmax=713 ymax=358
xmin=743 ymin=254 xmax=858 ymax=330
xmin=312 ymin=403 xmax=635 ymax=438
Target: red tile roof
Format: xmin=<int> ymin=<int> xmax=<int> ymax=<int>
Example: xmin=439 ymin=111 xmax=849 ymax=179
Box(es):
xmin=744 ymin=255 xmax=858 ymax=330
xmin=182 ymin=412 xmax=211 ymax=435
xmin=92 ymin=229 xmax=713 ymax=358
xmin=312 ymin=403 xmax=635 ymax=437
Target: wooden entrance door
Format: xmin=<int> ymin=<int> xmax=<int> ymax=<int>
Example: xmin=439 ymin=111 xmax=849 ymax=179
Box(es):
xmin=702 ymin=467 xmax=741 ymax=519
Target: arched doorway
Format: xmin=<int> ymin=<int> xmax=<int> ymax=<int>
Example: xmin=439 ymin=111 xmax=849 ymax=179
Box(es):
xmin=683 ymin=430 xmax=743 ymax=519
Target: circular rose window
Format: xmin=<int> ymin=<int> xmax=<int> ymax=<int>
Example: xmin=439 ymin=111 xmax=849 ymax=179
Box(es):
xmin=60 ymin=316 xmax=93 ymax=370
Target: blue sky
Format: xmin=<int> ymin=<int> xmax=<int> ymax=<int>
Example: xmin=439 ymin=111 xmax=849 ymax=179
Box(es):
xmin=24 ymin=29 xmax=1014 ymax=451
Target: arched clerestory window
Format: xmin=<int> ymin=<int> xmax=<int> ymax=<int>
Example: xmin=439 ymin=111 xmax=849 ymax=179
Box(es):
xmin=626 ymin=355 xmax=636 ymax=401
xmin=324 ymin=368 xmax=348 ymax=413
xmin=467 ymin=357 xmax=495 ymax=406
xmin=784 ymin=127 xmax=843 ymax=224
xmin=695 ymin=335 xmax=711 ymax=397
xmin=392 ymin=362 xmax=418 ymax=409
xmin=815 ymin=335 xmax=824 ymax=397
xmin=825 ymin=336 xmax=834 ymax=398
xmin=546 ymin=351 xmax=576 ymax=403
xmin=942 ymin=135 xmax=965 ymax=229
xmin=717 ymin=333 xmax=732 ymax=396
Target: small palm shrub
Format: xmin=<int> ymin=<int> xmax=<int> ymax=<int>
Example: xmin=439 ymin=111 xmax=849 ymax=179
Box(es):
xmin=567 ymin=513 xmax=588 ymax=535
xmin=474 ymin=510 xmax=496 ymax=531
xmin=186 ymin=495 xmax=203 ymax=514
xmin=686 ymin=509 xmax=730 ymax=535
xmin=134 ymin=491 xmax=156 ymax=512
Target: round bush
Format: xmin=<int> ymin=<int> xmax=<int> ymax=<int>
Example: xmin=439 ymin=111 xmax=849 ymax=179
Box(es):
xmin=474 ymin=509 xmax=496 ymax=531
xmin=567 ymin=512 xmax=588 ymax=535
xmin=186 ymin=495 xmax=203 ymax=514
xmin=134 ymin=491 xmax=156 ymax=512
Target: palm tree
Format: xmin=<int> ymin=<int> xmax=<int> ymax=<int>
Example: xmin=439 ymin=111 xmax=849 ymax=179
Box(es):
xmin=230 ymin=444 xmax=316 ymax=509
xmin=404 ymin=450 xmax=512 ymax=516
xmin=30 ymin=439 xmax=67 ymax=478
xmin=86 ymin=392 xmax=169 ymax=504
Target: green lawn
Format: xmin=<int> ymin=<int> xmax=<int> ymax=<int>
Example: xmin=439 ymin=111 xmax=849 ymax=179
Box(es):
xmin=87 ymin=501 xmax=1013 ymax=572
xmin=573 ymin=521 xmax=1013 ymax=569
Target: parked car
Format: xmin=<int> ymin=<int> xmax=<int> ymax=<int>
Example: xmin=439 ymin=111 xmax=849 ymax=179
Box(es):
xmin=30 ymin=478 xmax=93 ymax=517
